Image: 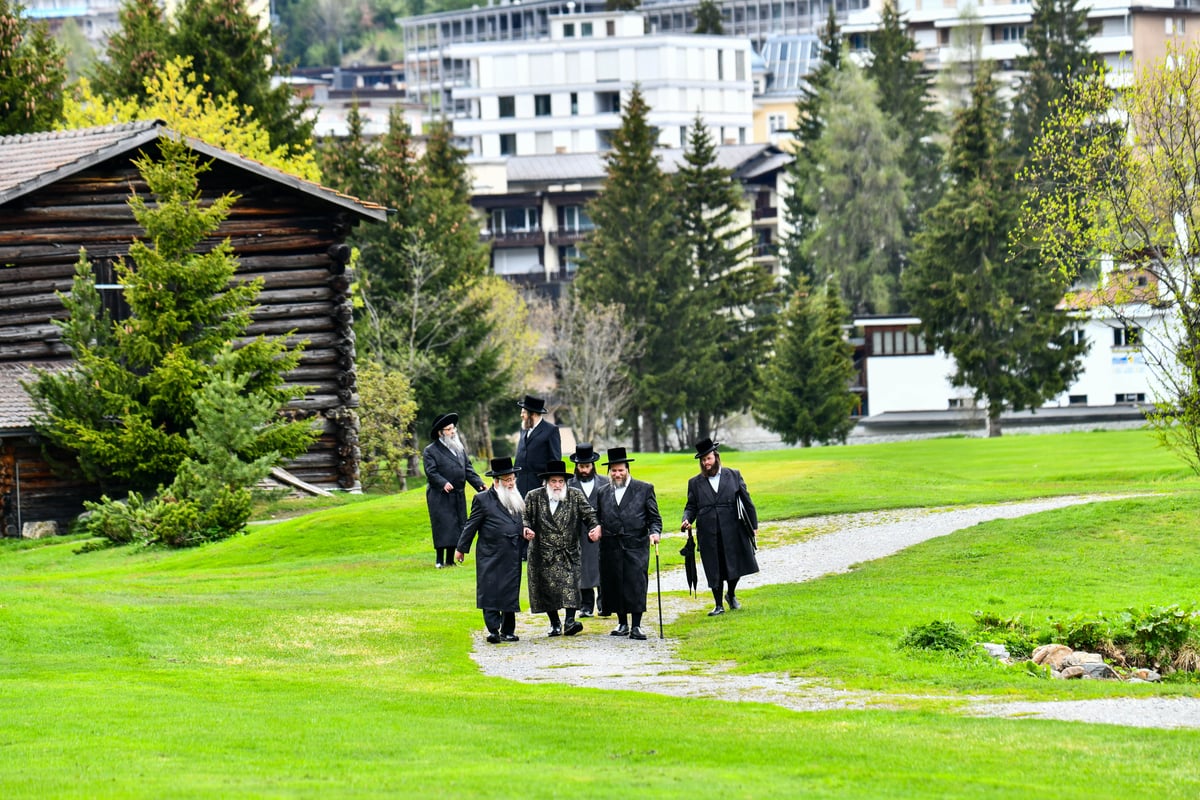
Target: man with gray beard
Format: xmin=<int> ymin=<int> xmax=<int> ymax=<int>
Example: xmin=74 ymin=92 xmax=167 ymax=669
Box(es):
xmin=456 ymin=458 xmax=532 ymax=643
xmin=423 ymin=413 xmax=487 ymax=568
xmin=594 ymin=448 xmax=662 ymax=641
xmin=523 ymin=460 xmax=600 ymax=636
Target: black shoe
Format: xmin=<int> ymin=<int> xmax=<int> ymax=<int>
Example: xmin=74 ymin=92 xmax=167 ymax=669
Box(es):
xmin=435 ymin=563 xmax=444 ymax=569
xmin=486 ymin=632 xmax=501 ymax=644
xmin=707 ymin=606 xmax=725 ymax=616
xmin=629 ymin=626 xmax=648 ymax=640
xmin=610 ymin=624 xmax=630 ymax=637
xmin=564 ymin=620 xmax=584 ymax=636
xmin=726 ymin=593 xmax=741 ymax=610
xmin=500 ymin=633 xmax=519 ymax=642
xmin=578 ymin=611 xmax=594 ymax=619
xmin=548 ymin=625 xmax=563 ymax=637
xmin=597 ymin=612 xmax=612 ymax=618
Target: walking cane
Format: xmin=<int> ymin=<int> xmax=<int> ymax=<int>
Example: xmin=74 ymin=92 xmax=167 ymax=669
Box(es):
xmin=654 ymin=540 xmax=664 ymax=639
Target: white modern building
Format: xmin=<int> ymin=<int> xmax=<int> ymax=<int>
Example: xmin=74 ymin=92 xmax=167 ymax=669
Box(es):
xmin=445 ymin=11 xmax=756 ymax=158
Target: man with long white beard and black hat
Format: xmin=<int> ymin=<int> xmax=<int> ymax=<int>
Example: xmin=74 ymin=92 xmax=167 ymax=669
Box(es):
xmin=423 ymin=412 xmax=487 ymax=569
xmin=567 ymin=443 xmax=609 ymax=618
xmin=522 ymin=460 xmax=600 ymax=637
xmin=455 ymin=457 xmax=532 ymax=644
xmin=680 ymin=437 xmax=760 ymax=616
xmin=593 ymin=447 xmax=662 ymax=640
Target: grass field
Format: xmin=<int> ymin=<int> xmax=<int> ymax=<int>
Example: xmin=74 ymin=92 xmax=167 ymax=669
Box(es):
xmin=2 ymin=429 xmax=1199 ymax=797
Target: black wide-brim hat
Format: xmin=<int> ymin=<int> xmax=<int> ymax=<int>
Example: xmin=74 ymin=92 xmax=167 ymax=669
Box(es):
xmin=485 ymin=457 xmax=521 ymax=477
xmin=430 ymin=412 xmax=458 ymax=440
xmin=602 ymin=446 xmax=635 ymax=466
xmin=693 ymin=437 xmax=720 ymax=458
xmin=516 ymin=394 xmax=548 ymax=414
xmin=569 ymin=443 xmax=600 ymax=464
xmin=538 ymin=459 xmax=572 ymax=479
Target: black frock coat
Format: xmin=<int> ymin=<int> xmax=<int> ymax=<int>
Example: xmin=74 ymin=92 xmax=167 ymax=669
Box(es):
xmin=514 ymin=420 xmax=561 ymax=498
xmin=567 ymin=473 xmax=609 ymax=588
xmin=423 ymin=441 xmax=486 ymax=549
xmin=682 ymin=467 xmax=760 ymax=587
xmin=456 ymin=489 xmax=524 ymax=612
xmin=523 ymin=486 xmax=599 ymax=613
xmin=594 ymin=478 xmax=662 ymax=614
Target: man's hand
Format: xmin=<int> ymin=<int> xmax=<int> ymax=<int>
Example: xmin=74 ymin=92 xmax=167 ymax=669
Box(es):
xmin=454 ymin=550 xmax=465 ymax=564
xmin=650 ymin=533 xmax=660 ymax=545
xmin=680 ymin=519 xmax=692 ymax=533
xmin=443 ymin=482 xmax=454 ymax=493
xmin=587 ymin=526 xmax=601 ymax=542
xmin=523 ymin=527 xmax=536 ymax=541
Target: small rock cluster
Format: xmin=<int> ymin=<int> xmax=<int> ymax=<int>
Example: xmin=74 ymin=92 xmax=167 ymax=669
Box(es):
xmin=979 ymin=642 xmax=1162 ymax=682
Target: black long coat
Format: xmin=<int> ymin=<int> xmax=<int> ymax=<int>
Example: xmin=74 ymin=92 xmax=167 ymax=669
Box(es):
xmin=682 ymin=467 xmax=760 ymax=587
xmin=594 ymin=478 xmax=662 ymax=615
xmin=456 ymin=489 xmax=524 ymax=612
xmin=514 ymin=420 xmax=561 ymax=498
xmin=568 ymin=473 xmax=609 ymax=588
xmin=423 ymin=441 xmax=486 ymax=549
xmin=523 ymin=486 xmax=599 ymax=613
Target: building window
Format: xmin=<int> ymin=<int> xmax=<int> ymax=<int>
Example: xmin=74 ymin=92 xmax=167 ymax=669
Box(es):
xmin=768 ymin=114 xmax=787 ymax=133
xmin=999 ymin=25 xmax=1026 ymax=42
xmin=870 ymin=328 xmax=930 ymax=356
xmin=1068 ymin=394 xmax=1088 ymax=406
xmin=848 ymin=33 xmax=870 ymax=51
xmin=559 ymin=245 xmax=581 ymax=275
xmin=559 ymin=205 xmax=593 ymax=232
xmin=1070 ymin=328 xmax=1086 ymax=346
xmin=596 ymin=91 xmax=621 ymax=113
xmin=491 ymin=206 xmax=539 ymax=233
xmin=606 ymin=20 xmax=615 ymax=36
xmin=570 ymin=92 xmax=579 ymax=115
xmin=499 ymin=133 xmax=517 ymax=155
xmin=564 ymin=22 xmax=575 ymax=37
xmin=1116 ymin=392 xmax=1147 ymax=403
xmin=581 ymin=21 xmax=593 ymax=36
xmin=597 ymin=129 xmax=616 ymax=150
xmin=498 ymin=96 xmax=515 ymax=118
xmin=535 ymin=94 xmax=551 ymax=116
xmin=1113 ymin=325 xmax=1140 ymax=347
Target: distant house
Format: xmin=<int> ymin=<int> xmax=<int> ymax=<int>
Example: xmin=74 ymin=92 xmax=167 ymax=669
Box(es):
xmin=0 ymin=122 xmax=386 ymax=536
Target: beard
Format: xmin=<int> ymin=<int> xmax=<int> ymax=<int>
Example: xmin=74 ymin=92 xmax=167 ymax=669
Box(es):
xmin=495 ymin=483 xmax=525 ymax=516
xmin=701 ymin=456 xmax=721 ymax=478
xmin=440 ymin=432 xmax=464 ymax=454
xmin=575 ymin=465 xmax=595 ymax=481
xmin=547 ymin=485 xmax=567 ymax=503
xmin=611 ymin=474 xmax=628 ymax=489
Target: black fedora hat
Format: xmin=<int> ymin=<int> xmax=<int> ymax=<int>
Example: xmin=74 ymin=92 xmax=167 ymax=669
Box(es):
xmin=569 ymin=443 xmax=600 ymax=464
xmin=430 ymin=412 xmax=458 ymax=440
xmin=602 ymin=447 xmax=635 ymax=466
xmin=693 ymin=437 xmax=721 ymax=459
xmin=538 ymin=459 xmax=571 ymax=479
xmin=485 ymin=457 xmax=521 ymax=477
xmin=516 ymin=394 xmax=548 ymax=414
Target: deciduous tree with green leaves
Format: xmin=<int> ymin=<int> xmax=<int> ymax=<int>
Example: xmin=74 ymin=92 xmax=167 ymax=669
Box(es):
xmin=25 ymin=138 xmax=316 ymax=492
xmin=755 ymin=278 xmax=857 ymax=447
xmin=905 ymin=69 xmax=1085 ymax=437
xmin=0 ymin=0 xmax=66 ymax=135
xmin=1018 ymin=44 xmax=1200 ymax=471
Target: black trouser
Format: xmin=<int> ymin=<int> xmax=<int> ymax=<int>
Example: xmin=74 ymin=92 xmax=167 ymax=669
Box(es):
xmin=483 ymin=609 xmax=515 ymax=635
xmin=436 ymin=546 xmax=455 ymax=565
xmin=711 ymin=528 xmax=739 ymax=607
xmin=581 ymin=587 xmax=597 ymax=614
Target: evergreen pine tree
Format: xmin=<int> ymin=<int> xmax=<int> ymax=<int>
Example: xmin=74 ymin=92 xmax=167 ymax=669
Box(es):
xmin=781 ymin=6 xmax=842 ymax=287
xmin=576 ymin=86 xmax=686 ymax=450
xmin=0 ymin=0 xmax=66 ymax=135
xmin=904 ymin=70 xmax=1086 ymax=436
xmin=1009 ymin=0 xmax=1093 ymax=158
xmin=88 ymin=0 xmax=170 ymax=104
xmin=755 ymin=278 xmax=857 ymax=447
xmin=317 ymin=103 xmax=373 ymax=199
xmin=674 ymin=116 xmax=778 ymax=442
xmin=693 ymin=0 xmax=724 ymax=34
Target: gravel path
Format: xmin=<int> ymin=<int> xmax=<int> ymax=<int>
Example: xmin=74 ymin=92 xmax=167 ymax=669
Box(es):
xmin=471 ymin=495 xmax=1200 ymax=729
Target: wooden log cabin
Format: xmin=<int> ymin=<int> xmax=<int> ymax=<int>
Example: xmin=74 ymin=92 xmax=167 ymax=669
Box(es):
xmin=0 ymin=122 xmax=387 ymax=536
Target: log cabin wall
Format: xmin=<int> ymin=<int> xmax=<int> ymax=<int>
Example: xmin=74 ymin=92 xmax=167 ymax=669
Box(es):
xmin=0 ymin=137 xmax=381 ymax=507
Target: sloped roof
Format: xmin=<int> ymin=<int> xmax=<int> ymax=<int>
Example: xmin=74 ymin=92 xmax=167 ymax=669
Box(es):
xmin=0 ymin=121 xmax=387 ymax=221
xmin=503 ymin=143 xmax=791 ymax=186
xmin=0 ymin=363 xmax=66 ymax=435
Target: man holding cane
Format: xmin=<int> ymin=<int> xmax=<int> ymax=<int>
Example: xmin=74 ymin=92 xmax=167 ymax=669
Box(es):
xmin=594 ymin=448 xmax=662 ymax=641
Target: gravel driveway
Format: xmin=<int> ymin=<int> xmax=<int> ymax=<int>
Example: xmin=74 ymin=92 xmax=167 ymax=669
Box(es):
xmin=471 ymin=495 xmax=1200 ymax=729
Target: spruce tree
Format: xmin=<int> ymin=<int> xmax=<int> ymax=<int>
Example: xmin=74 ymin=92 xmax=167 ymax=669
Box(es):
xmin=755 ymin=278 xmax=857 ymax=447
xmin=904 ymin=70 xmax=1086 ymax=436
xmin=577 ymin=86 xmax=686 ymax=450
xmin=781 ymin=6 xmax=842 ymax=287
xmin=26 ymin=139 xmax=314 ymax=490
xmin=674 ymin=116 xmax=777 ymax=442
xmin=0 ymin=0 xmax=66 ymax=135
xmin=88 ymin=0 xmax=170 ymax=104
xmin=1010 ymin=0 xmax=1093 ymax=158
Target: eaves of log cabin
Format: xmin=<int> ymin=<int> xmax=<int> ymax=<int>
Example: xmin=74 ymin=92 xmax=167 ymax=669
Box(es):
xmin=0 ymin=121 xmax=387 ymax=536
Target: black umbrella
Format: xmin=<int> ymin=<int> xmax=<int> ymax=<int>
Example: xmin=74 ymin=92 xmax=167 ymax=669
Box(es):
xmin=679 ymin=532 xmax=698 ymax=596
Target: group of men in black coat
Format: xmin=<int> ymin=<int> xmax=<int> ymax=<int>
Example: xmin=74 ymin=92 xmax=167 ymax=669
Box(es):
xmin=430 ymin=394 xmax=760 ymax=643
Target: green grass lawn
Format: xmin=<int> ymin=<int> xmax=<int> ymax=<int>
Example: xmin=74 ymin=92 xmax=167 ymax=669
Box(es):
xmin=3 ymin=429 xmax=1199 ymax=798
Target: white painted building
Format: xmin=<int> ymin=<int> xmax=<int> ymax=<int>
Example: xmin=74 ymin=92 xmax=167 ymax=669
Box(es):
xmin=444 ymin=11 xmax=755 ymax=158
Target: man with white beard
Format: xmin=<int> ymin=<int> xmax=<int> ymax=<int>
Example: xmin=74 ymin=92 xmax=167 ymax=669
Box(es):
xmin=456 ymin=458 xmax=532 ymax=643
xmin=594 ymin=448 xmax=662 ymax=641
xmin=423 ymin=413 xmax=487 ymax=568
xmin=522 ymin=460 xmax=600 ymax=636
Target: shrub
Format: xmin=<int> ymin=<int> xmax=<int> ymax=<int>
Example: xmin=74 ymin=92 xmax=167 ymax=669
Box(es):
xmin=899 ymin=620 xmax=972 ymax=654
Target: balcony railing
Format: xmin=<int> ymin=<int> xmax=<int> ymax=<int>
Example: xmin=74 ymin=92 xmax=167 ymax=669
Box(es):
xmin=548 ymin=228 xmax=592 ymax=246
xmin=752 ymin=205 xmax=778 ymax=221
xmin=481 ymin=229 xmax=546 ymax=248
